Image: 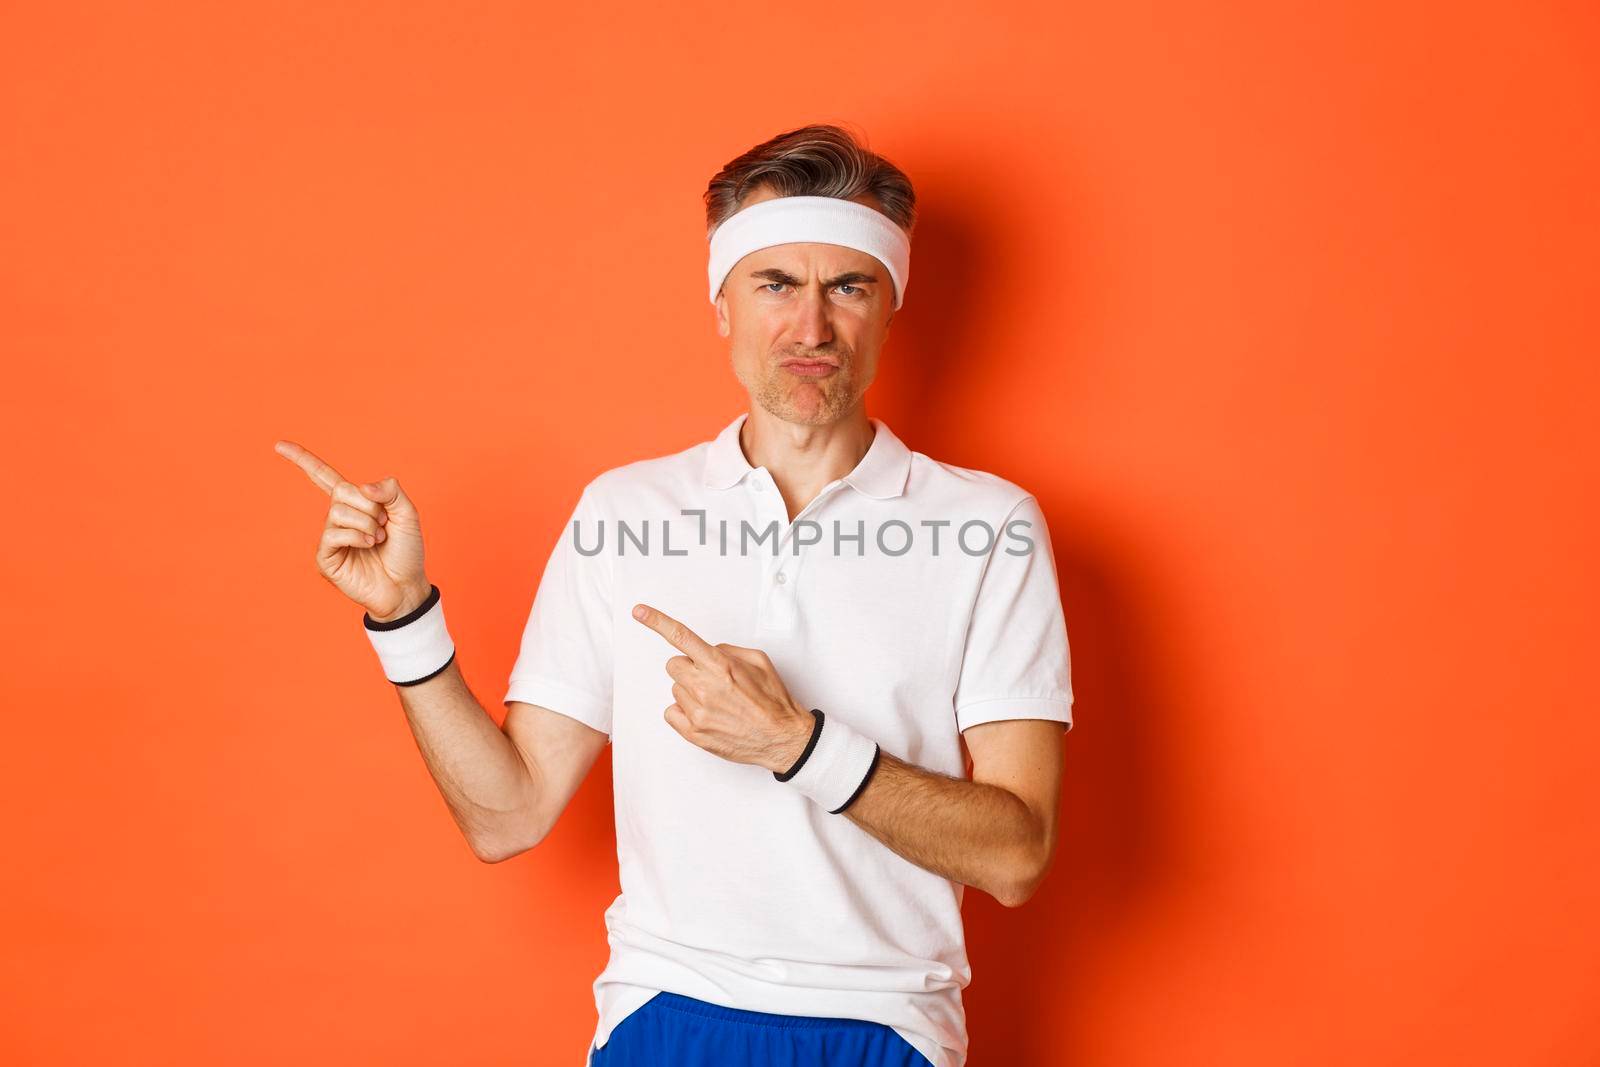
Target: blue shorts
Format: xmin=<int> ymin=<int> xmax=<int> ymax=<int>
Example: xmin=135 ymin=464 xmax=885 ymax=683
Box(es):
xmin=587 ymin=991 xmax=933 ymax=1066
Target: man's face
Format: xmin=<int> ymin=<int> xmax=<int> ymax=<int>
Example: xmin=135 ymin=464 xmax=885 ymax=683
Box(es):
xmin=714 ymin=187 xmax=899 ymax=427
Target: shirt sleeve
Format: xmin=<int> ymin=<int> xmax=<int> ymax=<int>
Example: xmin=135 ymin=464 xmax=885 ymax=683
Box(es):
xmin=503 ymin=483 xmax=614 ymax=741
xmin=952 ymin=494 xmax=1075 ymax=734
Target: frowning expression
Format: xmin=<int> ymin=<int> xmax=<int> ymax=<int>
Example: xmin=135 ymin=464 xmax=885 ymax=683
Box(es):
xmin=714 ymin=188 xmax=900 ymax=426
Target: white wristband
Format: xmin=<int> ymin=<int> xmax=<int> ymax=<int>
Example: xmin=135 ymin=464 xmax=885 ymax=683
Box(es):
xmin=363 ymin=584 xmax=456 ymax=686
xmin=773 ymin=709 xmax=882 ymax=814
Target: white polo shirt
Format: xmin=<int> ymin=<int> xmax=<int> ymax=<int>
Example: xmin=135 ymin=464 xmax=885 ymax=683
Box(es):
xmin=503 ymin=411 xmax=1074 ymax=1067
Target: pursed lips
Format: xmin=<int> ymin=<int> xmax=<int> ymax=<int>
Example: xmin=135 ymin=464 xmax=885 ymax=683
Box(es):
xmin=779 ymin=358 xmax=839 ymax=377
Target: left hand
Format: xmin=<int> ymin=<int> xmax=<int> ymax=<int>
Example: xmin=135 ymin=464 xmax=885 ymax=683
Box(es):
xmin=631 ymin=602 xmax=815 ymax=773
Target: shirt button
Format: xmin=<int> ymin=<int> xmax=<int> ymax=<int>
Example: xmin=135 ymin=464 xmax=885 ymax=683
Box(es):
xmin=774 ymin=571 xmax=787 ymax=584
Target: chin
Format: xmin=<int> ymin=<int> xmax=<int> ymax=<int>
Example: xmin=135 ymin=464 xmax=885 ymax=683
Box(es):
xmin=782 ymin=393 xmax=855 ymax=426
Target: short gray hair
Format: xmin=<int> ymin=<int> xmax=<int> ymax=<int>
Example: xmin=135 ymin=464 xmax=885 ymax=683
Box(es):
xmin=702 ymin=123 xmax=917 ymax=240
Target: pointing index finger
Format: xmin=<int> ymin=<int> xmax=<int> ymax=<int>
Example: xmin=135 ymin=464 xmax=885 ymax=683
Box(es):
xmin=632 ymin=604 xmax=723 ymax=666
xmin=274 ymin=439 xmax=346 ymax=496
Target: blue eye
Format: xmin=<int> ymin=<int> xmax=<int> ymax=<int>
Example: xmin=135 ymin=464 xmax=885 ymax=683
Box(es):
xmin=762 ymin=281 xmax=864 ymax=296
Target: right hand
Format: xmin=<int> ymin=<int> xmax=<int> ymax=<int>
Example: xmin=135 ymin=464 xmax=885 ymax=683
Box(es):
xmin=274 ymin=439 xmax=431 ymax=622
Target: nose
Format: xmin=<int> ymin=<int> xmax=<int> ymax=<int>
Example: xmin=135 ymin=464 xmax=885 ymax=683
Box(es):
xmin=789 ymin=285 xmax=834 ymax=348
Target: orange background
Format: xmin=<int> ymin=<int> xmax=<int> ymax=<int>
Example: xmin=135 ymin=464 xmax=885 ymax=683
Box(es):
xmin=3 ymin=2 xmax=1596 ymax=1064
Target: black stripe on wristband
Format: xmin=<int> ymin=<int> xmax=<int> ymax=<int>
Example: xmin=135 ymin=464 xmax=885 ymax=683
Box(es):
xmin=774 ymin=708 xmax=825 ymax=782
xmin=364 ymin=584 xmax=441 ymax=631
xmin=394 ymin=648 xmax=456 ymax=687
xmin=829 ymin=743 xmax=882 ymax=815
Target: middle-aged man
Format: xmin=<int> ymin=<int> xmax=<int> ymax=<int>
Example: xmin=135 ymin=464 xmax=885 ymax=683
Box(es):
xmin=276 ymin=124 xmax=1073 ymax=1067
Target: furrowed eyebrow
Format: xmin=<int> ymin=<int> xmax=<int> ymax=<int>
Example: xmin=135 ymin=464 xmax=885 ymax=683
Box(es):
xmin=750 ymin=267 xmax=878 ymax=288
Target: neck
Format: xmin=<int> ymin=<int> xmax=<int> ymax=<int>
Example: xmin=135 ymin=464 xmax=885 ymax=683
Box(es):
xmin=739 ymin=404 xmax=875 ymax=516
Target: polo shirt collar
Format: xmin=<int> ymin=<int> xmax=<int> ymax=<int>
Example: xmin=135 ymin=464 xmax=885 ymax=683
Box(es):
xmin=702 ymin=411 xmax=912 ymax=500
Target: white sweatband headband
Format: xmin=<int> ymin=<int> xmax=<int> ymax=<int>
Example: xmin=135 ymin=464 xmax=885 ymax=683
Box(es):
xmin=773 ymin=708 xmax=883 ymax=814
xmin=363 ymin=584 xmax=456 ymax=686
xmin=708 ymin=194 xmax=911 ymax=310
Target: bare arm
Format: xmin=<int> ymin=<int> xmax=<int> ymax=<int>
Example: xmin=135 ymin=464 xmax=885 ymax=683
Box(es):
xmin=272 ymin=438 xmax=608 ymax=864
xmin=834 ymin=718 xmax=1066 ymax=907
xmin=386 ymin=650 xmax=608 ymax=863
xmin=498 ymin=699 xmax=610 ymax=857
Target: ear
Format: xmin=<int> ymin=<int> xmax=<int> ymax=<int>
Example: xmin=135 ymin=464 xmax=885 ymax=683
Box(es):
xmin=715 ymin=291 xmax=730 ymax=338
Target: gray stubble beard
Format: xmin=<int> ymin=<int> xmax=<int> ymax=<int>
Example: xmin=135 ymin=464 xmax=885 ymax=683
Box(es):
xmin=746 ymin=349 xmax=864 ymax=427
